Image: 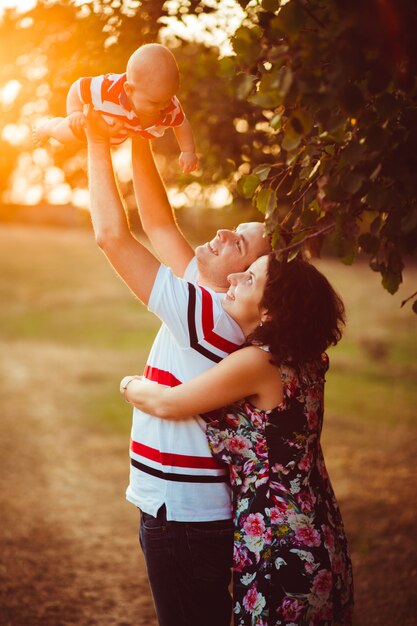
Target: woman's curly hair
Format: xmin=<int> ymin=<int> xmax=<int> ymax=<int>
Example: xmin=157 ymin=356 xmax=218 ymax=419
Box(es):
xmin=247 ymin=254 xmax=346 ymax=367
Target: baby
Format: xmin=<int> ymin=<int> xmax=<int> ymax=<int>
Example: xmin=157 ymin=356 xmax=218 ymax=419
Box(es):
xmin=33 ymin=44 xmax=199 ymax=173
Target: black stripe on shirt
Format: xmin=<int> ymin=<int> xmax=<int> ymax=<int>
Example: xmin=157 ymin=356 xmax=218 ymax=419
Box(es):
xmin=131 ymin=459 xmax=227 ymax=483
xmin=187 ymin=283 xmax=222 ymax=363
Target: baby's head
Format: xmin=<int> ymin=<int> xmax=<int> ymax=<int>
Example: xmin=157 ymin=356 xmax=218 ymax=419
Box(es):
xmin=124 ymin=44 xmax=179 ymax=117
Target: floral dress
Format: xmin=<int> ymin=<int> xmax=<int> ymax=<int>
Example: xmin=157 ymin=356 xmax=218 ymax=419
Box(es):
xmin=206 ymin=353 xmax=353 ymax=626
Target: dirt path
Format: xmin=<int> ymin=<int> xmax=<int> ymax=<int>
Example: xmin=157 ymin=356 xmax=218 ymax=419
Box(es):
xmin=0 ymin=340 xmax=157 ymax=626
xmin=0 ymin=226 xmax=416 ymax=626
xmin=2 ymin=338 xmax=416 ymax=626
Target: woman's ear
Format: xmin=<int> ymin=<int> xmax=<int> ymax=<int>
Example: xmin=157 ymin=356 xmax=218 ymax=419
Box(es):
xmin=260 ymin=310 xmax=271 ymax=325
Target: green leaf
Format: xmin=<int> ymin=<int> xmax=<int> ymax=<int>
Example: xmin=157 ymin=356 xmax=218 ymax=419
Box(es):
xmin=381 ymin=271 xmax=401 ymax=294
xmin=256 ymin=187 xmax=277 ymax=215
xmin=339 ymin=141 xmax=365 ymax=167
xmin=412 ymin=300 xmax=417 ymax=315
xmin=341 ymin=172 xmax=364 ymax=195
xmin=271 ymin=225 xmax=282 ymax=248
xmin=270 ymin=2 xmax=304 ymax=38
xmin=289 ymin=110 xmax=313 ymax=136
xmin=249 ymin=91 xmax=283 ymax=108
xmin=236 ymin=74 xmax=257 ymax=100
xmin=218 ymin=57 xmax=235 ymax=79
xmin=252 ymin=164 xmax=271 ymax=181
xmin=282 ymin=127 xmax=301 ymax=151
xmin=238 ymin=174 xmax=260 ymax=198
xmin=276 ymin=66 xmax=293 ymax=98
xmin=270 ymin=113 xmax=283 ymax=130
xmin=365 ymin=185 xmax=387 ymax=212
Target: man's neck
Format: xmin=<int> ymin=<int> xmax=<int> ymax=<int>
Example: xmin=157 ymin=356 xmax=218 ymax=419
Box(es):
xmin=196 ymin=274 xmax=228 ymax=294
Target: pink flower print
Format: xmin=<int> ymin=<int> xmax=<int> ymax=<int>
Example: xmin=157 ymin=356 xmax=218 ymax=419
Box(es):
xmin=264 ymin=526 xmax=273 ymax=545
xmin=246 ymin=404 xmax=266 ymax=428
xmin=255 ymin=466 xmax=269 ymax=488
xmin=243 ymin=512 xmax=266 ymax=537
xmin=296 ymin=490 xmax=316 ymax=512
xmin=321 ymin=524 xmax=335 ymax=550
xmin=225 ymin=411 xmax=240 ymax=427
xmin=233 ymin=543 xmax=252 ymax=572
xmin=254 ymin=439 xmax=268 ymax=459
xmin=242 ymin=585 xmax=266 ymax=616
xmin=307 ymin=411 xmax=319 ymax=430
xmin=269 ymin=506 xmax=285 ymax=524
xmin=229 ymin=464 xmax=242 ymax=487
xmin=270 ymin=494 xmax=287 ymax=510
xmin=294 ymin=525 xmax=321 ymax=547
xmin=225 ymin=434 xmax=251 ymax=454
xmin=243 ymin=458 xmax=257 ymax=475
xmin=269 ymin=480 xmax=287 ymax=493
xmin=311 ymin=569 xmax=333 ymax=598
xmin=271 ymin=461 xmax=294 ymax=475
xmin=280 ymin=596 xmax=304 ymax=621
xmin=298 ymin=449 xmax=313 ymax=471
xmin=332 ymin=552 xmax=344 ymax=574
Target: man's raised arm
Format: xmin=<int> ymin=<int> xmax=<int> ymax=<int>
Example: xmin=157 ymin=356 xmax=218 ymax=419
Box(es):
xmin=131 ymin=136 xmax=194 ymax=276
xmin=87 ymin=111 xmax=160 ymax=306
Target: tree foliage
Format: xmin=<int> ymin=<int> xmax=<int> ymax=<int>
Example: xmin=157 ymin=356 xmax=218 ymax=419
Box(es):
xmin=224 ymin=0 xmax=417 ymax=307
xmin=1 ymin=0 xmax=417 ymax=307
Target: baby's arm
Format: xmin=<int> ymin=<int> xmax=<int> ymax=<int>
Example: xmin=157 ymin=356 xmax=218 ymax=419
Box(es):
xmin=174 ymin=118 xmax=200 ymax=173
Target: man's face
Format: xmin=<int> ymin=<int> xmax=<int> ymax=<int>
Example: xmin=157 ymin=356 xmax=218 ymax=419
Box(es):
xmin=195 ymin=222 xmax=270 ymax=291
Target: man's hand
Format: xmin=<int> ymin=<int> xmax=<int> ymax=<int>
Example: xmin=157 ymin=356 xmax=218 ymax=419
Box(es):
xmin=68 ymin=111 xmax=86 ymax=138
xmin=179 ymin=151 xmax=200 ymax=174
xmin=85 ymin=106 xmax=126 ymax=143
xmin=84 ymin=106 xmax=111 ymax=143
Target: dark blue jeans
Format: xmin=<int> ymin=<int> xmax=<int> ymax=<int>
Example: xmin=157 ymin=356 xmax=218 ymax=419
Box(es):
xmin=139 ymin=505 xmax=233 ymax=626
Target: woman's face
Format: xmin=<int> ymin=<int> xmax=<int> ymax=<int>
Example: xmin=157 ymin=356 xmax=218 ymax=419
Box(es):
xmin=222 ymin=254 xmax=269 ymax=336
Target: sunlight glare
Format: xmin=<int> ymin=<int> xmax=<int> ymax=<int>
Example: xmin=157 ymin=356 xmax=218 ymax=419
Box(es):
xmin=0 ymin=0 xmax=37 ymax=16
xmin=0 ymin=80 xmax=21 ymax=106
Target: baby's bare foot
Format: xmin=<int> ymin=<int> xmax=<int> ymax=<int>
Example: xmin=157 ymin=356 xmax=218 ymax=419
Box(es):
xmin=32 ymin=124 xmax=49 ymax=146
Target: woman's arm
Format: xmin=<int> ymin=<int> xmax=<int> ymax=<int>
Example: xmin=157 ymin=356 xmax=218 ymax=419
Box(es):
xmin=121 ymin=346 xmax=280 ymax=419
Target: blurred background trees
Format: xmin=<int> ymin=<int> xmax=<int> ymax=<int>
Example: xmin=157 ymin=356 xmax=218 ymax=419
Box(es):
xmin=0 ymin=0 xmax=416 ymax=308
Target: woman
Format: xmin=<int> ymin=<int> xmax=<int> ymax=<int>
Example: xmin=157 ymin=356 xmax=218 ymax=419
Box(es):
xmin=120 ymin=254 xmax=354 ymax=626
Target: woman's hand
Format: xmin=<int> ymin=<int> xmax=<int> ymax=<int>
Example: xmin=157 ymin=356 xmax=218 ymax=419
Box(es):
xmin=120 ymin=375 xmax=142 ymax=403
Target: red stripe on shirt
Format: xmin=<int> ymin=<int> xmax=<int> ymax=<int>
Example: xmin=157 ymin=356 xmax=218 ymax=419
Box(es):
xmin=144 ymin=365 xmax=182 ymax=387
xmin=199 ymin=286 xmax=240 ymax=354
xmin=79 ymin=77 xmax=93 ymax=104
xmin=130 ymin=440 xmax=224 ymax=470
xmin=101 ymin=73 xmax=126 ymax=105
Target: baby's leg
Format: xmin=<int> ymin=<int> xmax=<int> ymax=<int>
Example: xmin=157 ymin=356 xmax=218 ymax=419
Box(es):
xmin=33 ymin=116 xmax=84 ymax=145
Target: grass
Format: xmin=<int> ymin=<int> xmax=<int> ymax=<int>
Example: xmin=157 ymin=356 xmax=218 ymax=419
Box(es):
xmin=1 ymin=224 xmax=416 ymax=433
xmin=1 ymin=223 xmax=416 ymax=625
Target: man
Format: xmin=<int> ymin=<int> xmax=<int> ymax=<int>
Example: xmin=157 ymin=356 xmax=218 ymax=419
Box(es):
xmin=86 ymin=111 xmax=270 ymax=626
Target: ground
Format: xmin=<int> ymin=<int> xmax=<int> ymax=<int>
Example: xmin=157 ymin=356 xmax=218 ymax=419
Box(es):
xmin=0 ymin=225 xmax=416 ymax=626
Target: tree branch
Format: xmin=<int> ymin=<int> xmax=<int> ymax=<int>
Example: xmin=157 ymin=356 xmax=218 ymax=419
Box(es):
xmin=276 ymin=221 xmax=335 ymax=255
xmin=400 ymin=290 xmax=417 ymax=308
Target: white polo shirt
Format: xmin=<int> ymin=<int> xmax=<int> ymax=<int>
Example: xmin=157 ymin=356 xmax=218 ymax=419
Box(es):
xmin=125 ymin=258 xmax=245 ymax=521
